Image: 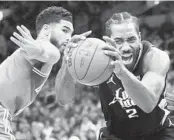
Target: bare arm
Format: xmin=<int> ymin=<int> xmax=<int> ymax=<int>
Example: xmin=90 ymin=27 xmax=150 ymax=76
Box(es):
xmin=119 ymin=49 xmax=170 ymax=113
xmin=55 ymin=57 xmax=85 ymax=105
xmin=55 ymin=31 xmax=92 ymax=105
xmin=9 ymin=25 xmax=60 ymax=93
xmin=11 ymin=25 xmax=59 ymax=76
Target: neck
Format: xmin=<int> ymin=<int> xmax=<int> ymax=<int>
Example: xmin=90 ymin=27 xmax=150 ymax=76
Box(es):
xmin=37 ymin=34 xmax=49 ymax=40
xmin=132 ymin=43 xmax=143 ymax=71
xmin=37 ymin=28 xmax=50 ymax=40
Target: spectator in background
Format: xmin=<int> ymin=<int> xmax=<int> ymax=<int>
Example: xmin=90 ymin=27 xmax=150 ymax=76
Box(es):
xmin=16 ymin=119 xmax=32 ymax=140
xmin=0 ymin=35 xmax=7 ymax=61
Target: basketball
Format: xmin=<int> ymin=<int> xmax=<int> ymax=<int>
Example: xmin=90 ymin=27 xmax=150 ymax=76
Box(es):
xmin=67 ymin=38 xmax=114 ymax=86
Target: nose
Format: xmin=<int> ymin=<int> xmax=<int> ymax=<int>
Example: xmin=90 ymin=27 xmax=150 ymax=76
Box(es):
xmin=66 ymin=34 xmax=71 ymax=42
xmin=121 ymin=42 xmax=131 ymax=53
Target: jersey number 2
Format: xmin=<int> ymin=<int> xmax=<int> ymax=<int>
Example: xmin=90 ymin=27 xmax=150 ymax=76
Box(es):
xmin=126 ymin=108 xmax=139 ymax=118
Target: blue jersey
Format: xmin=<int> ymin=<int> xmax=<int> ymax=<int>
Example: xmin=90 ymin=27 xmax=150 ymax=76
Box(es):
xmin=99 ymin=41 xmax=170 ymax=139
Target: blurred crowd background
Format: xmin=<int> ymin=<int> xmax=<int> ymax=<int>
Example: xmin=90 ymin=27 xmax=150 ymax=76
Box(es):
xmin=0 ymin=1 xmax=174 ymax=140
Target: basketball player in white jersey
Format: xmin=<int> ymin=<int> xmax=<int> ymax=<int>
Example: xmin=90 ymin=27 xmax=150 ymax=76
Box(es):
xmin=0 ymin=6 xmax=74 ymax=140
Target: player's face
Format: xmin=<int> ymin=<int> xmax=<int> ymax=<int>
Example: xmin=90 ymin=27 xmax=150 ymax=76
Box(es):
xmin=110 ymin=22 xmax=141 ymax=71
xmin=50 ymin=20 xmax=74 ymax=52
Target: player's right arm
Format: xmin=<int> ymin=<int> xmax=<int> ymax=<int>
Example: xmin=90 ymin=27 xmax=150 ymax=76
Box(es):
xmin=7 ymin=25 xmax=60 ymax=97
xmin=55 ymin=31 xmax=92 ymax=105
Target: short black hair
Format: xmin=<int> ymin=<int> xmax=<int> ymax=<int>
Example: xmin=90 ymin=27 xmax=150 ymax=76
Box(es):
xmin=105 ymin=12 xmax=140 ymax=36
xmin=36 ymin=6 xmax=72 ymax=34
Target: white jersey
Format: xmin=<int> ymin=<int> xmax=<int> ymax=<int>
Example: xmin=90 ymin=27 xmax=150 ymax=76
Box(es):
xmin=0 ymin=49 xmax=49 ymax=117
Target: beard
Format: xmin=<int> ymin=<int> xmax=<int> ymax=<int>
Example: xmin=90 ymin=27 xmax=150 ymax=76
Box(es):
xmin=50 ymin=38 xmax=59 ymax=48
xmin=50 ymin=38 xmax=67 ymax=54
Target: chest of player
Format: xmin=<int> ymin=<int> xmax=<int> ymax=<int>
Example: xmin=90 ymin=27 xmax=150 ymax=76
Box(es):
xmin=105 ymin=74 xmax=142 ymax=119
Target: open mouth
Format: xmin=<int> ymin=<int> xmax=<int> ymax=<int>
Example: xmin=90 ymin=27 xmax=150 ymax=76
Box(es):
xmin=121 ymin=54 xmax=133 ymax=65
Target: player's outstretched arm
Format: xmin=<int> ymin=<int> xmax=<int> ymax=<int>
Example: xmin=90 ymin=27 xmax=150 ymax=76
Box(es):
xmin=7 ymin=25 xmax=60 ymax=95
xmin=10 ymin=25 xmax=60 ymax=74
xmin=55 ymin=31 xmax=92 ymax=105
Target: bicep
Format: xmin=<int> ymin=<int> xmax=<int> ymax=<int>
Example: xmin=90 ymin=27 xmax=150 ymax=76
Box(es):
xmin=141 ymin=72 xmax=166 ymax=97
xmin=142 ymin=50 xmax=170 ymax=97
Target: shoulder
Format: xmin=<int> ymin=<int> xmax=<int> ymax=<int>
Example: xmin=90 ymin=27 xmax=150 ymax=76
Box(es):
xmin=143 ymin=46 xmax=170 ymax=75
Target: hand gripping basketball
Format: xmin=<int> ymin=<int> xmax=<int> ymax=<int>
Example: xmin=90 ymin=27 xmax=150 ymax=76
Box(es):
xmin=67 ymin=38 xmax=114 ymax=86
xmin=165 ymin=92 xmax=174 ymax=111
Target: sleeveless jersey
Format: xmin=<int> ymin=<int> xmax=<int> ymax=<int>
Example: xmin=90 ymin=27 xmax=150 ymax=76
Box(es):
xmin=99 ymin=41 xmax=170 ymax=139
xmin=0 ymin=49 xmax=48 ymax=118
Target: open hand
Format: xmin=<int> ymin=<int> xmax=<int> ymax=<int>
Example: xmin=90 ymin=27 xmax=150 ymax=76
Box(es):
xmin=10 ymin=25 xmax=60 ymax=65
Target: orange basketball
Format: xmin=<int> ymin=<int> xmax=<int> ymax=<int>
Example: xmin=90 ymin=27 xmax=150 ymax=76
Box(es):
xmin=67 ymin=38 xmax=114 ymax=86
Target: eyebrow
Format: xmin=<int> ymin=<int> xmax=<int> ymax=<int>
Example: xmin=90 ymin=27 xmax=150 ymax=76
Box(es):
xmin=114 ymin=35 xmax=136 ymax=40
xmin=63 ymin=26 xmax=74 ymax=33
xmin=114 ymin=37 xmax=123 ymax=40
xmin=127 ymin=36 xmax=136 ymax=39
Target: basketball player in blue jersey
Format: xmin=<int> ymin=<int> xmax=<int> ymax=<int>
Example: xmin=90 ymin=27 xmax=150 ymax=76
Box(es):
xmin=55 ymin=12 xmax=174 ymax=140
xmin=0 ymin=6 xmax=74 ymax=140
xmin=97 ymin=12 xmax=174 ymax=140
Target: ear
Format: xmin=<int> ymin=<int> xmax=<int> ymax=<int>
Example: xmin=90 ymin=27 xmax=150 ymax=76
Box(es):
xmin=40 ymin=24 xmax=52 ymax=40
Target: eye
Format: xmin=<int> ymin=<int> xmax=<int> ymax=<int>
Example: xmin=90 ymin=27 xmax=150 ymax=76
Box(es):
xmin=62 ymin=29 xmax=68 ymax=33
xmin=127 ymin=36 xmax=137 ymax=43
xmin=114 ymin=39 xmax=124 ymax=45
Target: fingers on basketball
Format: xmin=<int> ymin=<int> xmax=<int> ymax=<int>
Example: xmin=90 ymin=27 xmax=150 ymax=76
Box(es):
xmin=165 ymin=93 xmax=174 ymax=111
xmin=102 ymin=44 xmax=121 ymax=60
xmin=103 ymin=36 xmax=116 ymax=48
xmin=166 ymin=98 xmax=174 ymax=106
xmin=165 ymin=92 xmax=174 ymax=101
xmin=80 ymin=30 xmax=92 ymax=37
xmin=71 ymin=30 xmax=92 ymax=43
xmin=167 ymin=106 xmax=174 ymax=111
xmin=102 ymin=45 xmax=118 ymax=53
xmin=67 ymin=42 xmax=78 ymax=49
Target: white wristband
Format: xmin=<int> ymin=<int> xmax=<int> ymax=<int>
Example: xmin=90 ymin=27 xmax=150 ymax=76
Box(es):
xmin=32 ymin=67 xmax=49 ymax=77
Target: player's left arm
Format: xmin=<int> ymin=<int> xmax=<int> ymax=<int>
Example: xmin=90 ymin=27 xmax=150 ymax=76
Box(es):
xmin=55 ymin=31 xmax=92 ymax=106
xmin=119 ymin=49 xmax=170 ymax=113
